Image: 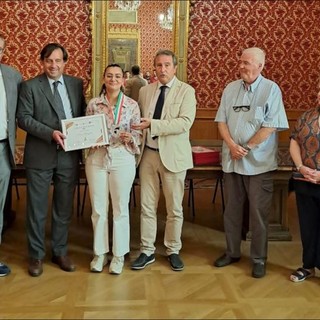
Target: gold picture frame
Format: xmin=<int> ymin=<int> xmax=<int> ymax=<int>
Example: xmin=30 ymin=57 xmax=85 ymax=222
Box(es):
xmin=88 ymin=1 xmax=190 ymax=99
xmin=107 ymin=28 xmax=140 ymax=72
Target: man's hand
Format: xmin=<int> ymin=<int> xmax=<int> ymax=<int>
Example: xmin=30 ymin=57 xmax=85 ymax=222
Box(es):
xmin=52 ymin=130 xmax=66 ymax=150
xmin=230 ymin=143 xmax=249 ymax=160
xmin=131 ymin=118 xmax=151 ymax=130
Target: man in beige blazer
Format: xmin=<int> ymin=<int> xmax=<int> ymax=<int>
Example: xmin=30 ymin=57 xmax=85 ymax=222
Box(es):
xmin=131 ymin=49 xmax=196 ymax=271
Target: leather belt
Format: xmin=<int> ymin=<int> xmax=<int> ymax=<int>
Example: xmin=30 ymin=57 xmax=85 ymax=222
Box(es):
xmin=146 ymin=146 xmax=159 ymax=152
xmin=0 ymin=139 xmax=8 ymax=143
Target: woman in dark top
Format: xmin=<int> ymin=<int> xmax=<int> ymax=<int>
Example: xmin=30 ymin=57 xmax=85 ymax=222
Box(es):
xmin=289 ymin=87 xmax=320 ymax=282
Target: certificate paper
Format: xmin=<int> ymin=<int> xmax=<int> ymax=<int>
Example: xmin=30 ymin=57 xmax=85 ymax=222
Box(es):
xmin=61 ymin=114 xmax=109 ymax=151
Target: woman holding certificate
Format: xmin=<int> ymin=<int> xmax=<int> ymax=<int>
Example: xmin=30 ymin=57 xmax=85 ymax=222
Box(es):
xmin=289 ymin=84 xmax=320 ymax=282
xmin=85 ymin=64 xmax=141 ymax=275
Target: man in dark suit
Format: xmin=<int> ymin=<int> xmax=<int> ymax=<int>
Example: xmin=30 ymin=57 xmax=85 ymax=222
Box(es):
xmin=17 ymin=43 xmax=86 ymax=277
xmin=0 ymin=34 xmax=22 ymax=277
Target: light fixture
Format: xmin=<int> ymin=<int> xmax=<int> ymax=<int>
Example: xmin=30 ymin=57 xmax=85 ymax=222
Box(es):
xmin=114 ymin=1 xmax=141 ymax=11
xmin=158 ymin=3 xmax=173 ymax=30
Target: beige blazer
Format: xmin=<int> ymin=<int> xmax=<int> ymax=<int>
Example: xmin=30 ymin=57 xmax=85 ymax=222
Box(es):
xmin=138 ymin=77 xmax=196 ymax=173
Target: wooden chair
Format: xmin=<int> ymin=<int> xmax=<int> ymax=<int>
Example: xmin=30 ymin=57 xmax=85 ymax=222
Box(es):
xmin=187 ymin=176 xmax=225 ymax=218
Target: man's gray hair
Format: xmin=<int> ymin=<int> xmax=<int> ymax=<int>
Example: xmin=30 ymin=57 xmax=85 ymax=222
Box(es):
xmin=154 ymin=49 xmax=178 ymax=67
xmin=243 ymin=47 xmax=266 ymax=68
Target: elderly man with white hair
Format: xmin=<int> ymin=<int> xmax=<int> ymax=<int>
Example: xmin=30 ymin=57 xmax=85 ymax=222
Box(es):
xmin=214 ymin=47 xmax=289 ymax=278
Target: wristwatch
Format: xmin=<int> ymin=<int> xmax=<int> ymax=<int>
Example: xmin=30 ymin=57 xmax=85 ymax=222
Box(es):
xmin=242 ymin=143 xmax=252 ymax=151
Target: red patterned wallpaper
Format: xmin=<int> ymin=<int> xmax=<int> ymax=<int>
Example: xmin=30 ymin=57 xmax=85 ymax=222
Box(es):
xmin=188 ymin=0 xmax=320 ymax=111
xmin=1 ymin=0 xmax=318 ymax=112
xmin=109 ymin=0 xmax=173 ymax=74
xmin=0 ymin=0 xmax=91 ymax=91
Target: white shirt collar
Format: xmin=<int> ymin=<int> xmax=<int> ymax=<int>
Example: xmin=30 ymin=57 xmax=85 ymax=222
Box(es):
xmin=157 ymin=76 xmax=176 ymax=90
xmin=47 ymin=75 xmax=64 ymax=86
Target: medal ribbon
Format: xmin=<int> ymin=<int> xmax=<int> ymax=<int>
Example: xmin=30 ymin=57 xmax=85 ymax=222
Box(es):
xmin=113 ymin=91 xmax=124 ymax=125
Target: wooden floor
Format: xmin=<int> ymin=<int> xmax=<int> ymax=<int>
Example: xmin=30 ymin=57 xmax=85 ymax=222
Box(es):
xmin=1 ymin=180 xmax=320 ymax=319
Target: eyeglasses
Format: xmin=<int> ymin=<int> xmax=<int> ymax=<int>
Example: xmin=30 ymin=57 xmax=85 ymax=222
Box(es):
xmin=233 ymin=105 xmax=250 ymax=112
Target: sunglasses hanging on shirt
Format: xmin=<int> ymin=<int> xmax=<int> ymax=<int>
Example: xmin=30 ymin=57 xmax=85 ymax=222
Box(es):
xmin=233 ymin=105 xmax=250 ymax=112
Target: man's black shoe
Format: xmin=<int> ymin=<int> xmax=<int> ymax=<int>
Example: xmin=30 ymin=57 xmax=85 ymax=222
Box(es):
xmin=252 ymin=262 xmax=266 ymax=278
xmin=131 ymin=253 xmax=155 ymax=270
xmin=214 ymin=254 xmax=240 ymax=267
xmin=168 ymin=254 xmax=184 ymax=271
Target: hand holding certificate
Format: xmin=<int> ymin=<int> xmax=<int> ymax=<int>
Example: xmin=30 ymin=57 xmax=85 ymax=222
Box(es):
xmin=61 ymin=114 xmax=109 ymax=151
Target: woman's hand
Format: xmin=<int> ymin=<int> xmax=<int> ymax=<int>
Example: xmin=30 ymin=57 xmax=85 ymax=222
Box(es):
xmin=119 ymin=131 xmax=133 ymax=144
xmin=90 ymin=145 xmax=107 ymax=150
xmin=300 ymin=166 xmax=320 ymax=184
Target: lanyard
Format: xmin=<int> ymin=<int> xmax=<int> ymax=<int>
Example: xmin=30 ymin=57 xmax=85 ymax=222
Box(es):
xmin=112 ymin=92 xmax=124 ymax=125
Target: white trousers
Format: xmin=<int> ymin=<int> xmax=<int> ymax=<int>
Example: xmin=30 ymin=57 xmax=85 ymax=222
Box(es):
xmin=85 ymin=146 xmax=136 ymax=257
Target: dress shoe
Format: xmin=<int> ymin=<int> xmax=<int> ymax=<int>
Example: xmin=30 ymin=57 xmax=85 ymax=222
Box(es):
xmin=214 ymin=254 xmax=240 ymax=267
xmin=52 ymin=255 xmax=76 ymax=272
xmin=28 ymin=258 xmax=43 ymax=277
xmin=131 ymin=253 xmax=155 ymax=270
xmin=90 ymin=254 xmax=107 ymax=273
xmin=0 ymin=262 xmax=10 ymax=277
xmin=252 ymin=262 xmax=266 ymax=278
xmin=168 ymin=254 xmax=184 ymax=271
xmin=109 ymin=256 xmax=124 ymax=275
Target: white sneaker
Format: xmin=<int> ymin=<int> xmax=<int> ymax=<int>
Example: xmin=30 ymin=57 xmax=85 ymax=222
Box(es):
xmin=90 ymin=254 xmax=107 ymax=272
xmin=109 ymin=256 xmax=124 ymax=275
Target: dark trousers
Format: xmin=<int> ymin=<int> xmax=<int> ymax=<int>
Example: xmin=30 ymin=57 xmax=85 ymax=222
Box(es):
xmin=294 ymin=180 xmax=320 ymax=269
xmin=0 ymin=142 xmax=11 ymax=241
xmin=3 ymin=179 xmax=15 ymax=235
xmin=223 ymin=172 xmax=273 ymax=262
xmin=26 ymin=165 xmax=78 ymax=259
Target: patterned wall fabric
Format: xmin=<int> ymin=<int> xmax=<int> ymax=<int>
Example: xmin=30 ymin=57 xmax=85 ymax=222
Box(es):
xmin=0 ymin=0 xmax=91 ymax=91
xmin=2 ymin=0 xmax=318 ymax=112
xmin=188 ymin=0 xmax=320 ymax=111
xmin=109 ymin=0 xmax=173 ymax=75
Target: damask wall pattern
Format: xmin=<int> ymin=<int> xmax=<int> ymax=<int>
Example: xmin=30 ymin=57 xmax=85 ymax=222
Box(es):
xmin=0 ymin=0 xmax=91 ymax=91
xmin=188 ymin=0 xmax=320 ymax=111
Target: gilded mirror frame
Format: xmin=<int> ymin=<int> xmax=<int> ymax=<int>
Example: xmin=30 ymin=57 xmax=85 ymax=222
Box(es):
xmin=89 ymin=0 xmax=190 ymax=98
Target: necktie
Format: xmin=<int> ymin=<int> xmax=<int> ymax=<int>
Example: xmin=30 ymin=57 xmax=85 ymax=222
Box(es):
xmin=53 ymin=81 xmax=66 ymax=119
xmin=153 ymin=85 xmax=167 ymax=119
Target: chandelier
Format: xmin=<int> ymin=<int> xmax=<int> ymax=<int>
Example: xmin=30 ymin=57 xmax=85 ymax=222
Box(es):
xmin=114 ymin=1 xmax=141 ymax=11
xmin=158 ymin=3 xmax=173 ymax=30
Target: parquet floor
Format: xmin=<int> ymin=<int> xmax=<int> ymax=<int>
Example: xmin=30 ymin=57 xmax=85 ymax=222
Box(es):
xmin=1 ymin=180 xmax=320 ymax=319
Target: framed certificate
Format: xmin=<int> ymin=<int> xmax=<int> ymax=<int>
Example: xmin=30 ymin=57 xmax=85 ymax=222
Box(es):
xmin=61 ymin=114 xmax=109 ymax=151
